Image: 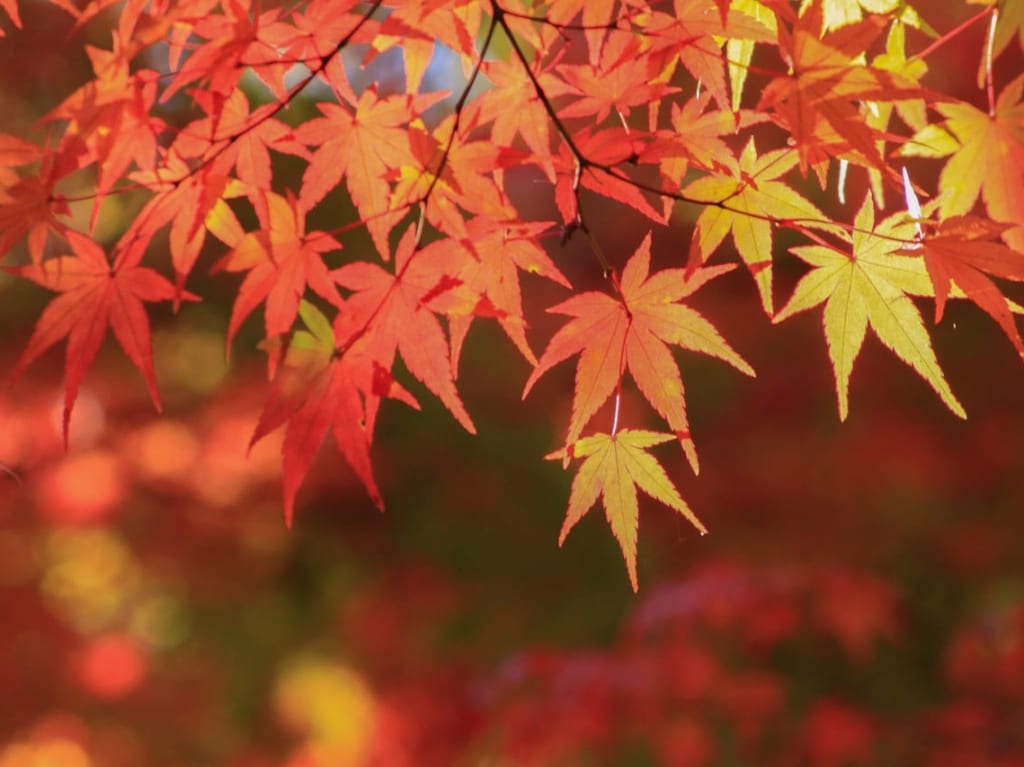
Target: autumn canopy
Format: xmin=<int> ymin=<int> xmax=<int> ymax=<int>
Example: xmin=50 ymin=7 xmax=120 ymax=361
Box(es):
xmin=2 ymin=0 xmax=1023 ymax=589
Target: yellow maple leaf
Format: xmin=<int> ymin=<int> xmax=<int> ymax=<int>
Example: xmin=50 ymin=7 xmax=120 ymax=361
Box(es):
xmin=685 ymin=138 xmax=829 ymax=314
xmin=903 ymin=74 xmax=1024 ymax=252
xmin=774 ymin=194 xmax=965 ymax=420
xmin=550 ymin=429 xmax=706 ymax=592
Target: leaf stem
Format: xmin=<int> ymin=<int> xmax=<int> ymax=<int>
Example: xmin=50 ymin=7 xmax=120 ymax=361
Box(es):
xmin=910 ymin=4 xmax=993 ymax=64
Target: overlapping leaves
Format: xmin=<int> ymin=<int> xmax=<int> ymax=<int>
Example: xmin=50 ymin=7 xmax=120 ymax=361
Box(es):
xmin=2 ymin=0 xmax=1024 ymax=589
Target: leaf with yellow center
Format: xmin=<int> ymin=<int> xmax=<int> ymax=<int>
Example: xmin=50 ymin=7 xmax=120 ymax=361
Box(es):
xmin=774 ymin=193 xmax=965 ymax=420
xmin=550 ymin=429 xmax=706 ymax=592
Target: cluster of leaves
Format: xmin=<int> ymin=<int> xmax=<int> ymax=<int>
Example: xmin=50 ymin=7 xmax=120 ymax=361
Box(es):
xmin=2 ymin=0 xmax=1024 ymax=588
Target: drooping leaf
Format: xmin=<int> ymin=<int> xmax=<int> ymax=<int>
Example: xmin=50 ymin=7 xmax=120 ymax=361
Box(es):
xmin=549 ymin=429 xmax=706 ymax=592
xmin=6 ymin=230 xmax=187 ymax=444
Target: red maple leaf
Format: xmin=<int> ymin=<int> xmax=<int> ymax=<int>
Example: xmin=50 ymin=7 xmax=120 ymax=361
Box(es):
xmin=5 ymin=230 xmax=185 ymax=444
xmin=173 ymin=89 xmax=311 ymax=193
xmin=447 ymin=217 xmax=570 ymax=371
xmin=250 ymin=301 xmax=417 ymax=523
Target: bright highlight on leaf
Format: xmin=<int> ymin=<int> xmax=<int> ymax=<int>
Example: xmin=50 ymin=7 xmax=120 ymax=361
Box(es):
xmin=550 ymin=429 xmax=706 ymax=592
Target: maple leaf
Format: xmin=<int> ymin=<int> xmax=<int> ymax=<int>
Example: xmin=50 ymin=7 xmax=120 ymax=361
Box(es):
xmin=213 ymin=190 xmax=343 ymax=349
xmin=447 ymin=217 xmax=570 ymax=371
xmin=684 ymin=138 xmax=830 ymax=314
xmin=5 ymin=230 xmax=185 ymax=444
xmin=558 ymin=30 xmax=679 ymax=123
xmin=0 ymin=138 xmax=69 ymax=263
xmin=332 ymin=226 xmax=476 ymax=435
xmin=294 ymin=88 xmax=447 ymax=258
xmin=524 ymin=233 xmax=754 ymax=472
xmin=554 ymin=127 xmax=666 ymax=226
xmin=904 ymin=74 xmax=1024 ymax=252
xmin=774 ymin=194 xmax=965 ymax=420
xmin=391 ymin=112 xmax=514 ymax=241
xmin=652 ymin=93 xmax=757 ymax=187
xmin=550 ymin=429 xmax=706 ymax=592
xmin=903 ymin=216 xmax=1024 ymax=358
xmin=476 ymin=58 xmax=564 ymax=181
xmin=161 ymin=0 xmax=290 ymax=102
xmin=125 ymin=151 xmax=244 ymax=293
xmin=41 ymin=42 xmax=164 ymax=226
xmin=250 ymin=301 xmax=415 ymax=524
xmin=173 ymin=89 xmax=311 ymax=193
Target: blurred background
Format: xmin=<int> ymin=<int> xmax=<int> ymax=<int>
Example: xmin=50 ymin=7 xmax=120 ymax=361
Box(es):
xmin=2 ymin=2 xmax=1024 ymax=766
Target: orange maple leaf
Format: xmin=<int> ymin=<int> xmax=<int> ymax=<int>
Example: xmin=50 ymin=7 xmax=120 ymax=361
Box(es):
xmin=214 ymin=191 xmax=343 ymax=349
xmin=174 ymin=89 xmax=311 ymax=193
xmin=294 ymin=88 xmax=446 ymax=258
xmin=558 ymin=31 xmax=679 ymax=123
xmin=904 ymin=215 xmax=1024 ymax=358
xmin=447 ymin=217 xmax=570 ymax=371
xmin=332 ymin=226 xmax=476 ymax=435
xmin=524 ymin=233 xmax=754 ymax=472
xmin=476 ymin=58 xmax=562 ymax=182
xmin=392 ymin=112 xmax=514 ymax=241
xmin=6 ymin=230 xmax=184 ymax=444
xmin=550 ymin=429 xmax=706 ymax=592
